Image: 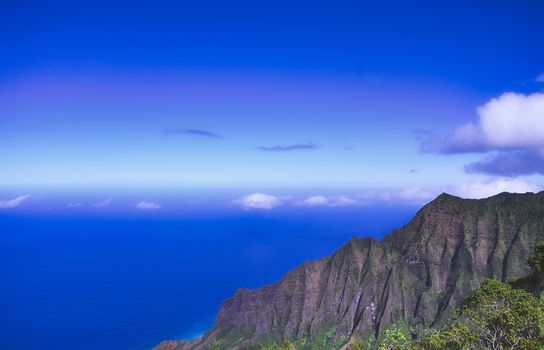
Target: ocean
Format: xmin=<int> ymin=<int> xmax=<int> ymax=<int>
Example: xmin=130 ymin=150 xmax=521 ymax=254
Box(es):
xmin=0 ymin=204 xmax=418 ymax=350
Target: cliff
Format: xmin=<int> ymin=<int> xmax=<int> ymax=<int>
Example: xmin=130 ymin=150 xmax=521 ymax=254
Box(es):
xmin=155 ymin=191 xmax=544 ymax=350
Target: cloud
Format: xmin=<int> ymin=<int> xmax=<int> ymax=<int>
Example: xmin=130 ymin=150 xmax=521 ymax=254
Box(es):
xmin=135 ymin=201 xmax=161 ymax=210
xmin=452 ymin=178 xmax=540 ymax=199
xmin=164 ymin=128 xmax=222 ymax=139
xmin=0 ymin=195 xmax=30 ymax=209
xmin=257 ymin=143 xmax=318 ymax=152
xmin=356 ymin=180 xmax=540 ymax=204
xmin=67 ymin=202 xmax=83 ymax=208
xmin=233 ymin=193 xmax=285 ymax=210
xmin=536 ymin=73 xmax=544 ymax=83
xmin=92 ymin=198 xmax=114 ymax=208
xmin=465 ymin=150 xmax=544 ymax=177
xmin=357 ymin=188 xmax=437 ymax=205
xmin=299 ymin=195 xmax=329 ymax=207
xmin=299 ymin=191 xmax=440 ymax=207
xmin=418 ymin=92 xmax=544 ymax=154
xmin=298 ymin=195 xmax=359 ymax=207
xmin=233 ymin=182 xmax=541 ymax=211
xmin=416 ymin=92 xmax=544 ymax=177
xmin=332 ymin=195 xmax=359 ymax=206
xmin=397 ymin=187 xmax=438 ymax=203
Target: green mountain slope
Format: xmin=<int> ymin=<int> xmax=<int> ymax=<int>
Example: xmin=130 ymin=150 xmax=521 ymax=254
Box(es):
xmin=155 ymin=191 xmax=544 ymax=350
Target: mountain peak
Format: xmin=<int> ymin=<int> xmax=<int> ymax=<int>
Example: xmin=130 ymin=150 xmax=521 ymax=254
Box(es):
xmin=155 ymin=192 xmax=544 ymax=350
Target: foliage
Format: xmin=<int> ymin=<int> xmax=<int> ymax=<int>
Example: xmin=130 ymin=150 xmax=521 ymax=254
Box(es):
xmin=363 ymin=334 xmax=377 ymax=350
xmin=350 ymin=340 xmax=365 ymax=350
xmin=377 ymin=323 xmax=410 ymax=350
xmin=259 ymin=244 xmax=544 ymax=350
xmin=258 ymin=280 xmax=544 ymax=350
xmin=408 ymin=322 xmax=477 ymax=350
xmin=461 ymin=279 xmax=544 ymax=349
xmin=410 ymin=279 xmax=544 ymax=350
xmin=528 ymin=241 xmax=544 ymax=273
xmin=261 ymin=340 xmax=294 ymax=350
xmin=410 ymin=242 xmax=544 ymax=350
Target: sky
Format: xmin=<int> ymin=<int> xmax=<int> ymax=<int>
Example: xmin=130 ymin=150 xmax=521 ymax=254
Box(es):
xmin=1 ymin=0 xmax=544 ymax=209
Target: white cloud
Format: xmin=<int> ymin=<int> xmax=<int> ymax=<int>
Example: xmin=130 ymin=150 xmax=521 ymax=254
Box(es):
xmin=331 ymin=195 xmax=359 ymax=207
xmin=357 ymin=180 xmax=541 ymax=204
xmin=300 ymin=195 xmax=330 ymax=206
xmin=233 ymin=193 xmax=284 ymax=210
xmin=135 ymin=201 xmax=161 ymax=210
xmin=0 ymin=195 xmax=31 ymax=209
xmin=418 ymin=91 xmax=544 ymax=177
xmin=536 ymin=73 xmax=544 ymax=83
xmin=397 ymin=187 xmax=438 ymax=203
xmin=298 ymin=195 xmax=359 ymax=207
xmin=67 ymin=202 xmax=83 ymax=208
xmin=451 ymin=178 xmax=540 ymax=199
xmin=92 ymin=198 xmax=114 ymax=208
xmin=358 ymin=188 xmax=437 ymax=205
xmin=475 ymin=92 xmax=544 ymax=150
xmin=232 ymin=182 xmax=541 ymax=212
xmin=420 ymin=92 xmax=544 ymax=153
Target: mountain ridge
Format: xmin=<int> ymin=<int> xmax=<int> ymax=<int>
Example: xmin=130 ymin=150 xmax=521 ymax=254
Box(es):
xmin=155 ymin=191 xmax=544 ymax=350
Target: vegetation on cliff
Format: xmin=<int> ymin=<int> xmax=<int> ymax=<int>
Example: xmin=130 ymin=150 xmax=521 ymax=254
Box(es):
xmin=155 ymin=192 xmax=544 ymax=350
xmin=357 ymin=241 xmax=544 ymax=350
xmin=261 ymin=242 xmax=544 ymax=349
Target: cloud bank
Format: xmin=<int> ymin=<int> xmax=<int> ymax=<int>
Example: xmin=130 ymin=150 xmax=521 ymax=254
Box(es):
xmin=164 ymin=128 xmax=222 ymax=139
xmin=232 ymin=179 xmax=540 ymax=211
xmin=418 ymin=92 xmax=544 ymax=154
xmin=0 ymin=195 xmax=30 ymax=209
xmin=257 ymin=143 xmax=318 ymax=152
xmin=233 ymin=193 xmax=285 ymax=210
xmin=298 ymin=195 xmax=359 ymax=207
xmin=465 ymin=150 xmax=544 ymax=177
xmin=358 ymin=179 xmax=540 ymax=204
xmin=417 ymin=92 xmax=544 ymax=177
xmin=452 ymin=178 xmax=539 ymax=199
xmin=135 ymin=201 xmax=161 ymax=210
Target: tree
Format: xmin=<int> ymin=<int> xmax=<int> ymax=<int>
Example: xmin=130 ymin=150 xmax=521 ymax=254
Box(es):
xmin=409 ymin=322 xmax=477 ymax=350
xmin=461 ymin=279 xmax=544 ymax=350
xmin=262 ymin=243 xmax=544 ymax=350
xmin=528 ymin=241 xmax=544 ymax=273
xmin=409 ymin=279 xmax=544 ymax=350
xmin=377 ymin=324 xmax=410 ymax=350
xmin=513 ymin=240 xmax=544 ymax=297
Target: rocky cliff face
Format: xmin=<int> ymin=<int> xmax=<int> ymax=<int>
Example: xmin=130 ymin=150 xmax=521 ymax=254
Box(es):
xmin=155 ymin=192 xmax=544 ymax=350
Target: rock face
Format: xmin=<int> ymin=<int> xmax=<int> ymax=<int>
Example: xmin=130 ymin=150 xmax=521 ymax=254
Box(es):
xmin=155 ymin=192 xmax=544 ymax=350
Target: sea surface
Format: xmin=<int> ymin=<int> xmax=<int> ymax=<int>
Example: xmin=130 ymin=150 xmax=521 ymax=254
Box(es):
xmin=0 ymin=204 xmax=418 ymax=350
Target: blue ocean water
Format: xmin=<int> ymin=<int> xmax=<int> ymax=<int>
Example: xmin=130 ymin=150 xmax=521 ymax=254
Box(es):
xmin=0 ymin=205 xmax=418 ymax=350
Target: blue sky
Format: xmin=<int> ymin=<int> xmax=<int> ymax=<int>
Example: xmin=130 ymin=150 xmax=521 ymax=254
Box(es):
xmin=1 ymin=0 xmax=544 ymax=208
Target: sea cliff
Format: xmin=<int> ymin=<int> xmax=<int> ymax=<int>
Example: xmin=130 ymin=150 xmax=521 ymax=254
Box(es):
xmin=156 ymin=191 xmax=544 ymax=349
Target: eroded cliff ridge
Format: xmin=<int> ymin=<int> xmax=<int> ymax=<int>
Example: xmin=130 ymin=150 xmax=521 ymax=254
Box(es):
xmin=155 ymin=191 xmax=544 ymax=350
